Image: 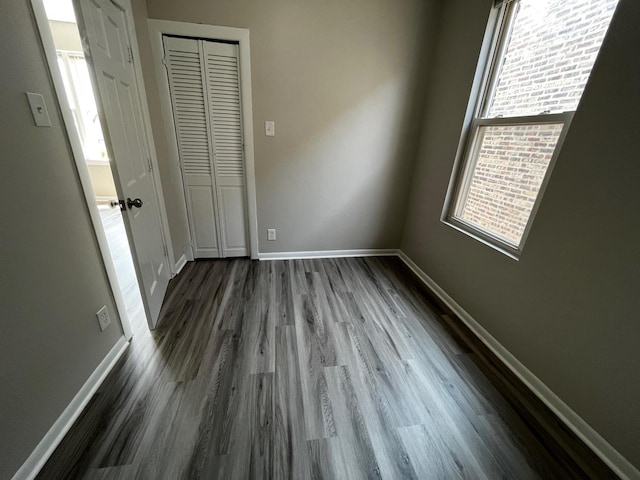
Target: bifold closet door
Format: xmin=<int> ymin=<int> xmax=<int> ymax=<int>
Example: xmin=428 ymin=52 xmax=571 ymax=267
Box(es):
xmin=203 ymin=41 xmax=248 ymax=258
xmin=164 ymin=36 xmax=220 ymax=258
xmin=163 ymin=36 xmax=248 ymax=258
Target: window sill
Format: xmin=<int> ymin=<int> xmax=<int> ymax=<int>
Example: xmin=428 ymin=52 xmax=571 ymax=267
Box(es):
xmin=86 ymin=158 xmax=110 ymax=166
xmin=441 ymin=217 xmax=521 ymax=261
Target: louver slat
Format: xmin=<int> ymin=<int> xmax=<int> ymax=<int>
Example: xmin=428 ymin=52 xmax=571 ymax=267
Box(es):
xmin=206 ymin=51 xmax=244 ymax=177
xmin=166 ymin=48 xmax=211 ymax=177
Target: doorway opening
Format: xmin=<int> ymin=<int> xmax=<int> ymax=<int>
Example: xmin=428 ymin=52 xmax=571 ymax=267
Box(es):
xmin=42 ymin=0 xmax=147 ymax=336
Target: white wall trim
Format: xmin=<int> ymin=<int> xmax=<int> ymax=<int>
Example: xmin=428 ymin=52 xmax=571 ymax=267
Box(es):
xmin=173 ymin=254 xmax=188 ymax=277
xmin=11 ymin=337 xmax=129 ymax=480
xmin=147 ymin=19 xmax=260 ymax=261
xmin=30 ymin=0 xmax=133 ymax=341
xmin=396 ymin=251 xmax=640 ymax=480
xmin=259 ymin=249 xmax=399 ymax=261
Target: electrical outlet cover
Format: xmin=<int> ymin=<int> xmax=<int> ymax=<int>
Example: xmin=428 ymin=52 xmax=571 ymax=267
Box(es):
xmin=96 ymin=305 xmax=111 ymax=331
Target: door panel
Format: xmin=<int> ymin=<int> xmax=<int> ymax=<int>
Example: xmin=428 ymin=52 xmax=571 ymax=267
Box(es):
xmin=219 ymin=185 xmax=248 ymax=255
xmin=187 ymin=186 xmax=220 ymax=257
xmin=77 ymin=0 xmax=170 ymax=327
xmin=163 ymin=36 xmax=223 ymax=258
xmin=203 ymin=40 xmax=248 ymax=257
xmin=164 ymin=35 xmax=249 ymax=259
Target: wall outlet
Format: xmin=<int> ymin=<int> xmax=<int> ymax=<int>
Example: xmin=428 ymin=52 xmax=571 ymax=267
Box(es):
xmin=267 ymin=228 xmax=276 ymax=241
xmin=96 ymin=305 xmax=111 ymax=332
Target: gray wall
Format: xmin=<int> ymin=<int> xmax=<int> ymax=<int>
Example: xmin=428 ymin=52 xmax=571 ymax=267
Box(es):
xmin=0 ymin=1 xmax=124 ymax=477
xmin=141 ymin=0 xmax=441 ymax=255
xmin=401 ymin=0 xmax=640 ymax=469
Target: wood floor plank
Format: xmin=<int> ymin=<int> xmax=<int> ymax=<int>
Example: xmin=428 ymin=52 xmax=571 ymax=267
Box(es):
xmin=127 ymin=380 xmax=199 ymax=479
xmin=213 ymin=259 xmax=252 ymax=332
xmin=316 ymin=258 xmax=352 ymax=323
xmin=342 ymin=259 xmax=416 ymax=362
xmin=319 ymin=366 xmax=382 ymax=480
xmin=37 ymin=257 xmax=602 ymax=480
xmin=341 ymin=319 xmax=428 ymax=428
xmin=332 ymin=333 xmax=419 ymax=479
xmin=275 ymin=260 xmax=294 ymax=325
xmin=240 ymin=261 xmax=276 ymax=374
xmin=184 ymin=329 xmax=238 ymax=477
xmin=293 ymin=287 xmax=338 ymax=440
xmin=398 ymin=423 xmax=486 ymax=480
xmin=274 ymin=325 xmax=311 ymax=480
xmin=292 ymin=265 xmax=342 ymax=440
xmin=214 ymin=373 xmax=274 ymax=480
xmin=82 ymin=464 xmax=136 ymax=480
xmin=403 ymin=357 xmax=518 ymax=479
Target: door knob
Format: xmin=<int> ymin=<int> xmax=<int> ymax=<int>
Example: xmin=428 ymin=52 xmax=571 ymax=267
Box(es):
xmin=126 ymin=197 xmax=143 ymax=209
xmin=110 ymin=199 xmax=126 ymax=211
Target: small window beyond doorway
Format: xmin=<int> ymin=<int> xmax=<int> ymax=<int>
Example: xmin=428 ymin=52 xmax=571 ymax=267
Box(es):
xmin=443 ymin=0 xmax=619 ymax=258
xmin=56 ymin=51 xmax=109 ymax=164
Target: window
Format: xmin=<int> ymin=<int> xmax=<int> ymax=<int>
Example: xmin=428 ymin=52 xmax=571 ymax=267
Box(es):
xmin=443 ymin=0 xmax=618 ymax=257
xmin=56 ymin=51 xmax=109 ymax=163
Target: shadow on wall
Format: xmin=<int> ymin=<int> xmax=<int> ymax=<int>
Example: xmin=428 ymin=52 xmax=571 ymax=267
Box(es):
xmin=252 ymin=2 xmax=439 ymax=251
xmin=259 ymin=79 xmax=427 ymax=249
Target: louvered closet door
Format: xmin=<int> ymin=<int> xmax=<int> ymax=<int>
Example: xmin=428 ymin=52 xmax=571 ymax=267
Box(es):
xmin=203 ymin=40 xmax=248 ymax=257
xmin=164 ymin=36 xmax=221 ymax=258
xmin=164 ymin=37 xmax=249 ymax=258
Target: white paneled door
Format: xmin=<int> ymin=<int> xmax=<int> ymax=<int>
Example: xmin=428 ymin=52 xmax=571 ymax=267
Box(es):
xmin=164 ymin=36 xmax=249 ymax=258
xmin=77 ymin=0 xmax=170 ymax=328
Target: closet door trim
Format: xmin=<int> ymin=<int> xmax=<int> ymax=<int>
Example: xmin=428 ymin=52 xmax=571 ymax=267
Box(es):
xmin=148 ymin=20 xmax=259 ymax=261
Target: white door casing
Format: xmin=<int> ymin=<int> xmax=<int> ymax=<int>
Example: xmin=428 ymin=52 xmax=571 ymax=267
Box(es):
xmin=76 ymin=0 xmax=170 ymax=327
xmin=148 ymin=20 xmax=259 ymax=260
xmin=164 ymin=36 xmax=249 ymax=258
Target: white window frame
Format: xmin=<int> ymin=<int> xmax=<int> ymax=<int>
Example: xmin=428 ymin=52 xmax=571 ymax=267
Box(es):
xmin=56 ymin=50 xmax=110 ymax=165
xmin=442 ymin=0 xmax=575 ymax=260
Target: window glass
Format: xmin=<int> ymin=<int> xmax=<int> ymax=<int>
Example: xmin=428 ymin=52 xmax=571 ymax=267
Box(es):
xmin=487 ymin=0 xmax=618 ymax=118
xmin=57 ymin=52 xmax=109 ymax=162
xmin=456 ymin=123 xmax=563 ymax=245
xmin=445 ymin=0 xmax=619 ymax=256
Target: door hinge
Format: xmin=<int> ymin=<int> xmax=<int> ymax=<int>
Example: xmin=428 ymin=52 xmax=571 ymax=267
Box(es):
xmin=147 ymin=157 xmax=153 ymax=173
xmin=127 ymin=45 xmax=134 ymax=64
xmin=163 ymin=243 xmax=168 ymax=259
xmin=161 ymin=57 xmax=168 ymax=68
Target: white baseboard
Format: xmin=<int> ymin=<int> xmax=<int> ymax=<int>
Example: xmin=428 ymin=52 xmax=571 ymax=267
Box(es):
xmin=173 ymin=254 xmax=187 ymax=277
xmin=258 ymin=248 xmax=399 ymax=261
xmin=12 ymin=337 xmax=129 ymax=480
xmin=396 ymin=251 xmax=639 ymax=480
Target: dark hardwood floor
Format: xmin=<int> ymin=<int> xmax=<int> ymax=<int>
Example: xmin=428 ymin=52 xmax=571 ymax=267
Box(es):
xmin=37 ymin=257 xmax=607 ymax=479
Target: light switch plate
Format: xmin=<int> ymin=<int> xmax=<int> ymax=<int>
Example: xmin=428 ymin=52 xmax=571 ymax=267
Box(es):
xmin=267 ymin=228 xmax=276 ymax=241
xmin=25 ymin=92 xmax=52 ymax=127
xmin=265 ymin=121 xmax=275 ymax=137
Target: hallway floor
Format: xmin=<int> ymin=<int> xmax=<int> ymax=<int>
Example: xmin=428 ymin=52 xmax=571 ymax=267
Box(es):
xmin=38 ymin=257 xmax=589 ymax=479
xmin=99 ymin=206 xmax=146 ymax=336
